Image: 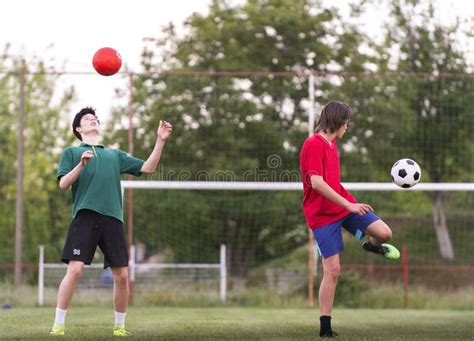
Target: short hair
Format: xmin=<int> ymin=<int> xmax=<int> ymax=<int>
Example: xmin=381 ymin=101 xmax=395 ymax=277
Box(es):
xmin=72 ymin=107 xmax=97 ymax=141
xmin=315 ymin=101 xmax=352 ymax=134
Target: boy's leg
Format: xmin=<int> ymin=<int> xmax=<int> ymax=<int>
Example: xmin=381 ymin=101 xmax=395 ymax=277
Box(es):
xmin=364 ymin=220 xmax=400 ymax=259
xmin=111 ymin=266 xmax=131 ymax=336
xmin=312 ymin=221 xmax=344 ymax=337
xmin=51 ymin=261 xmax=85 ymax=335
xmin=51 ymin=210 xmax=101 ymax=335
xmin=342 ymin=212 xmax=400 ymax=259
xmin=320 ymin=254 xmax=340 ymax=316
xmin=319 ymin=254 xmax=340 ymax=337
xmin=99 ymin=215 xmax=131 ymax=336
xmin=112 ymin=266 xmax=129 ymax=313
xmin=57 ymin=261 xmax=85 ymax=309
xmin=365 ymin=219 xmax=392 ymax=245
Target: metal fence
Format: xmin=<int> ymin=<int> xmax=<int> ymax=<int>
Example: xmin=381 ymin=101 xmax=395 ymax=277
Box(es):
xmin=0 ymin=70 xmax=473 ymax=306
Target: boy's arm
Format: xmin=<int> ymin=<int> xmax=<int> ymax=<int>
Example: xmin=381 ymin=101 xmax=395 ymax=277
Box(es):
xmin=59 ymin=150 xmax=95 ymax=190
xmin=310 ymin=175 xmax=373 ymax=215
xmin=140 ymin=120 xmax=173 ymax=174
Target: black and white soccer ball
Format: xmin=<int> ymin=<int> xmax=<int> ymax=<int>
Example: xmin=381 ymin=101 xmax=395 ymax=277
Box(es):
xmin=390 ymin=159 xmax=421 ymax=188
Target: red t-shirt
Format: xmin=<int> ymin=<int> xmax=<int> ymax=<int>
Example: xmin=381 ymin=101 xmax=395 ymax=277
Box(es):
xmin=300 ymin=134 xmax=356 ymax=229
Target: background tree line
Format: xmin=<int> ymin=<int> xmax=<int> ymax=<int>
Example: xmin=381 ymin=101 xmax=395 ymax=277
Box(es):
xmin=1 ymin=0 xmax=473 ymax=285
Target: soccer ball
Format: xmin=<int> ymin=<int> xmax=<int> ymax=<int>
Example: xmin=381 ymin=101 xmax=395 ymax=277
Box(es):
xmin=390 ymin=158 xmax=421 ymax=188
xmin=92 ymin=47 xmax=122 ymax=76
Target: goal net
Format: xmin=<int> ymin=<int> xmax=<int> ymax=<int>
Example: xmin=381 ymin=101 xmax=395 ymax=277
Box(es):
xmin=36 ymin=72 xmax=474 ymax=305
xmin=120 ymin=180 xmax=474 ymax=294
xmin=38 ymin=181 xmax=474 ymax=306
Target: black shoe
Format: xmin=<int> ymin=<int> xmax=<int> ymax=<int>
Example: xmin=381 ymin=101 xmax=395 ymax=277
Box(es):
xmin=362 ymin=241 xmax=400 ymax=260
xmin=362 ymin=240 xmax=380 ymax=253
xmin=320 ymin=330 xmax=338 ymax=338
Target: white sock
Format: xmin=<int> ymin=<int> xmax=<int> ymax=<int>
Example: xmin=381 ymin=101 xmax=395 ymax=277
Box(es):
xmin=115 ymin=311 xmax=126 ymax=326
xmin=54 ymin=308 xmax=67 ymax=325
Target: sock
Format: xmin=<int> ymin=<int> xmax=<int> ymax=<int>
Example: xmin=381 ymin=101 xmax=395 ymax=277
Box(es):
xmin=115 ymin=311 xmax=126 ymax=326
xmin=54 ymin=308 xmax=67 ymax=325
xmin=319 ymin=315 xmax=332 ymax=336
xmin=363 ymin=240 xmax=383 ymax=254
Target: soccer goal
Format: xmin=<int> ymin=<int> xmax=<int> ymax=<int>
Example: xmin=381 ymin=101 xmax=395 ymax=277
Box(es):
xmin=121 ymin=180 xmax=474 ymax=191
xmin=38 ymin=181 xmax=474 ymax=306
xmin=120 ymin=180 xmax=474 ymax=305
xmin=38 ymin=244 xmax=227 ymax=306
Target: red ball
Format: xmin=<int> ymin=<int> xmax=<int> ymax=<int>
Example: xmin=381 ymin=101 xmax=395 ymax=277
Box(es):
xmin=92 ymin=47 xmax=122 ymax=76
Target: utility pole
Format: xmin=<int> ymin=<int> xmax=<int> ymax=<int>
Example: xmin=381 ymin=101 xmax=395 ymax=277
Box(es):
xmin=127 ymin=72 xmax=135 ymax=305
xmin=127 ymin=72 xmax=135 ymax=255
xmin=15 ymin=65 xmax=26 ymax=285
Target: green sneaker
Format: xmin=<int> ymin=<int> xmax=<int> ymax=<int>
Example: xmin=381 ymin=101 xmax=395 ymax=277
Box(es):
xmin=50 ymin=323 xmax=65 ymax=336
xmin=362 ymin=241 xmax=400 ymax=260
xmin=380 ymin=243 xmax=400 ymax=260
xmin=113 ymin=325 xmax=132 ymax=337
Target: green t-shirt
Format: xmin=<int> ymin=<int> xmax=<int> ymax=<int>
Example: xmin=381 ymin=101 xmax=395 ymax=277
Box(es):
xmin=57 ymin=143 xmax=145 ymax=222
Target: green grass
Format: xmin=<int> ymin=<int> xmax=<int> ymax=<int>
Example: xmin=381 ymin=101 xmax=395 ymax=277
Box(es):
xmin=4 ymin=283 xmax=474 ymax=309
xmin=0 ymin=306 xmax=473 ymax=340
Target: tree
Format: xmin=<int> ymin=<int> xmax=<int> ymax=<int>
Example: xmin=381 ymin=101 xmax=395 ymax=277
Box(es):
xmin=105 ymin=0 xmax=371 ymax=284
xmin=334 ymin=0 xmax=474 ymax=260
xmin=0 ymin=47 xmax=75 ymax=272
xmin=386 ymin=1 xmax=474 ymax=261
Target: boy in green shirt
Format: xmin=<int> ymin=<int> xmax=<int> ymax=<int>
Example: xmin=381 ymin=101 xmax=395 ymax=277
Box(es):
xmin=51 ymin=107 xmax=172 ymax=336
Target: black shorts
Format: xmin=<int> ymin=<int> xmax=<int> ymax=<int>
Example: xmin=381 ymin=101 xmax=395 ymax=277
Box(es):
xmin=61 ymin=209 xmax=129 ymax=268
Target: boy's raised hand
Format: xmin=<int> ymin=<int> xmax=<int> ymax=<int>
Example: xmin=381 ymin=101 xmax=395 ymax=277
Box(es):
xmin=157 ymin=120 xmax=173 ymax=141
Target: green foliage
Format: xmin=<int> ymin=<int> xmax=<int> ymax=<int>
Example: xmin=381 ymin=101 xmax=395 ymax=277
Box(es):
xmin=100 ymin=0 xmax=474 ymax=281
xmin=2 ymin=281 xmax=473 ymax=310
xmin=331 ymin=0 xmax=474 ymax=261
xmin=0 ymin=49 xmax=75 ymax=264
xmin=1 ymin=0 xmax=474 ymax=289
xmin=359 ymin=285 xmax=474 ymax=310
xmin=105 ymin=0 xmax=371 ymax=281
xmin=330 ymin=0 xmax=474 ymax=185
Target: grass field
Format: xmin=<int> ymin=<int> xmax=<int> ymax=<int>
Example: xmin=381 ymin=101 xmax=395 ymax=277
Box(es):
xmin=0 ymin=306 xmax=472 ymax=340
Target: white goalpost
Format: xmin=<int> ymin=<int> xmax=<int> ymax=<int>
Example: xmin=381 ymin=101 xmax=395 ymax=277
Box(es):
xmin=39 ymin=181 xmax=473 ymax=307
xmin=38 ymin=243 xmax=227 ymax=306
xmin=120 ymin=180 xmax=474 ymax=306
xmin=121 ymin=180 xmax=474 ymax=191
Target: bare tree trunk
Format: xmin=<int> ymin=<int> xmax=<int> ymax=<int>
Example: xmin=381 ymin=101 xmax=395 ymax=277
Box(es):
xmin=230 ymin=233 xmax=258 ymax=290
xmin=432 ymin=192 xmax=454 ymax=261
xmin=226 ymin=217 xmax=247 ymax=290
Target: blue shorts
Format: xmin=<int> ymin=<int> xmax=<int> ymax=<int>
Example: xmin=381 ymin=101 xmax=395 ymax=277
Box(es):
xmin=312 ymin=212 xmax=380 ymax=259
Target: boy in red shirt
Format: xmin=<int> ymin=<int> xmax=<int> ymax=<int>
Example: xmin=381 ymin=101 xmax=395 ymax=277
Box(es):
xmin=300 ymin=101 xmax=400 ymax=338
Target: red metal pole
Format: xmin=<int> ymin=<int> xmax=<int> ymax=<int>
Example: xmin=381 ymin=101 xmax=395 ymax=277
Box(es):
xmin=367 ymin=254 xmax=374 ymax=282
xmin=308 ymin=229 xmax=314 ymax=307
xmin=127 ymin=72 xmax=135 ymax=255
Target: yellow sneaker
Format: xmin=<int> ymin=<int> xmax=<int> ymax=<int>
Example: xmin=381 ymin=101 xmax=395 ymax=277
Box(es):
xmin=381 ymin=243 xmax=400 ymax=260
xmin=113 ymin=325 xmax=132 ymax=336
xmin=50 ymin=323 xmax=65 ymax=336
xmin=362 ymin=241 xmax=400 ymax=260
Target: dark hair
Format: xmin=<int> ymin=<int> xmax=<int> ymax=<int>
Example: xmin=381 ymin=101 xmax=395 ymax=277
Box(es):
xmin=72 ymin=107 xmax=97 ymax=140
xmin=315 ymin=101 xmax=352 ymax=133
